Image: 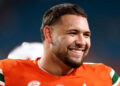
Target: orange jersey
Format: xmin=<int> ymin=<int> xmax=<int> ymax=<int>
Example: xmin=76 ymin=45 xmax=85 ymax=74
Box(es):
xmin=0 ymin=58 xmax=119 ymax=86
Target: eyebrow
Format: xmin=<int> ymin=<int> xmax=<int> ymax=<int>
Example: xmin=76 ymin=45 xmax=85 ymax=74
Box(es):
xmin=66 ymin=29 xmax=79 ymax=32
xmin=66 ymin=29 xmax=91 ymax=34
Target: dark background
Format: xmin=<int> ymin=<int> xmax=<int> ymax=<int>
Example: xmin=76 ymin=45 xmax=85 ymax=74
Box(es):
xmin=0 ymin=0 xmax=120 ymax=74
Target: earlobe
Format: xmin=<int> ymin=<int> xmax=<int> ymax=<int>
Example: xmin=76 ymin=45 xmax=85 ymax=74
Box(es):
xmin=44 ymin=26 xmax=52 ymax=43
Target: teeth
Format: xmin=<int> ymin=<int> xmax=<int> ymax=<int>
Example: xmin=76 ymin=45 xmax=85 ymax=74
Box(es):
xmin=71 ymin=50 xmax=82 ymax=53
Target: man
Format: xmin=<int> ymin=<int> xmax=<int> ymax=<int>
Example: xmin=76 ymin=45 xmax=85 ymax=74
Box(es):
xmin=0 ymin=3 xmax=119 ymax=86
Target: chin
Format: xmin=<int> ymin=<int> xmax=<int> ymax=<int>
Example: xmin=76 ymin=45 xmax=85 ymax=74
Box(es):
xmin=66 ymin=61 xmax=83 ymax=68
xmin=64 ymin=57 xmax=84 ymax=68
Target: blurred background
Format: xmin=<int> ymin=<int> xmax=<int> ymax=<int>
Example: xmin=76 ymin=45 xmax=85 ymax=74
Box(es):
xmin=0 ymin=0 xmax=120 ymax=74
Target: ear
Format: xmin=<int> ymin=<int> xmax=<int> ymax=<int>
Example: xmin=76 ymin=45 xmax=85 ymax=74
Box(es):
xmin=43 ymin=26 xmax=52 ymax=43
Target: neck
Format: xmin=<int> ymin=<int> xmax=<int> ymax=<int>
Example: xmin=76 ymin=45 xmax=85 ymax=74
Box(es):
xmin=39 ymin=54 xmax=74 ymax=76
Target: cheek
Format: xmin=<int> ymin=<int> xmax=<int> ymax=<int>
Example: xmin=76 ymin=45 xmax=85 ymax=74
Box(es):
xmin=64 ymin=35 xmax=75 ymax=42
xmin=61 ymin=36 xmax=74 ymax=46
xmin=53 ymin=34 xmax=75 ymax=48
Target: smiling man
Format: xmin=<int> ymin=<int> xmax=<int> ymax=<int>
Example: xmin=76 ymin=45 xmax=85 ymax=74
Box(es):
xmin=39 ymin=14 xmax=91 ymax=75
xmin=0 ymin=3 xmax=120 ymax=86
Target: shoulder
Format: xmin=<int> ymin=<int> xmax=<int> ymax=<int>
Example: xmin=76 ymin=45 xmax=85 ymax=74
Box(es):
xmin=0 ymin=59 xmax=35 ymax=73
xmin=75 ymin=62 xmax=115 ymax=79
xmin=0 ymin=59 xmax=33 ymax=67
xmin=0 ymin=59 xmax=32 ymax=85
xmin=0 ymin=59 xmax=38 ymax=85
xmin=0 ymin=59 xmax=36 ymax=77
xmin=82 ymin=62 xmax=112 ymax=71
xmin=79 ymin=62 xmax=113 ymax=75
xmin=79 ymin=62 xmax=120 ymax=86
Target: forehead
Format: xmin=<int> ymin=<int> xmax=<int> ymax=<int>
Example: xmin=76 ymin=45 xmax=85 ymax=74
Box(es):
xmin=59 ymin=14 xmax=90 ymax=32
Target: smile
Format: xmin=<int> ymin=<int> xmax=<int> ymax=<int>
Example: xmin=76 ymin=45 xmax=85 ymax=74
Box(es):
xmin=68 ymin=48 xmax=84 ymax=57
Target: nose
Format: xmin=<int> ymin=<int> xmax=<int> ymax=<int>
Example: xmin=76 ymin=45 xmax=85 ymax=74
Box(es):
xmin=75 ymin=34 xmax=86 ymax=47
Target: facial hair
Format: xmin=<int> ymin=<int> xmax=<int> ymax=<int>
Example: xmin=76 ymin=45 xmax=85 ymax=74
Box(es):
xmin=52 ymin=45 xmax=86 ymax=68
xmin=51 ymin=37 xmax=87 ymax=68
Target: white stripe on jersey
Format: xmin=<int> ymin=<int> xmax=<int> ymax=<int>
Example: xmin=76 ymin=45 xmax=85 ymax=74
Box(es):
xmin=0 ymin=69 xmax=3 ymax=74
xmin=83 ymin=62 xmax=96 ymax=64
xmin=110 ymin=69 xmax=115 ymax=78
xmin=0 ymin=81 xmax=5 ymax=86
xmin=113 ymin=77 xmax=120 ymax=86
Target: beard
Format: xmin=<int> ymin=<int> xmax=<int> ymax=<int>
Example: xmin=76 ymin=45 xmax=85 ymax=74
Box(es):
xmin=51 ymin=38 xmax=88 ymax=68
xmin=63 ymin=55 xmax=84 ymax=68
xmin=52 ymin=47 xmax=85 ymax=68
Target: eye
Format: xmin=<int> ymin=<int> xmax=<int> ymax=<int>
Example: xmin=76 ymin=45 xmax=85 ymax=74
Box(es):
xmin=84 ymin=32 xmax=91 ymax=38
xmin=67 ymin=29 xmax=79 ymax=35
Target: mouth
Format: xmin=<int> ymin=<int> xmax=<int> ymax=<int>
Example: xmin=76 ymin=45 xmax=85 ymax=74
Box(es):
xmin=68 ymin=47 xmax=85 ymax=57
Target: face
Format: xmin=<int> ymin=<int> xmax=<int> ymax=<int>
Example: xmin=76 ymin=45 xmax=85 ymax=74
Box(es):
xmin=50 ymin=14 xmax=91 ymax=68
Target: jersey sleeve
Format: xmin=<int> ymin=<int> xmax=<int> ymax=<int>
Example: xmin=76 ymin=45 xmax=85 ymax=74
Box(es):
xmin=110 ymin=69 xmax=120 ymax=86
xmin=0 ymin=69 xmax=5 ymax=86
xmin=0 ymin=60 xmax=5 ymax=86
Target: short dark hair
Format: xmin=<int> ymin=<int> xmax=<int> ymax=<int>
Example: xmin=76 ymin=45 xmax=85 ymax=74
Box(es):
xmin=40 ymin=3 xmax=87 ymax=41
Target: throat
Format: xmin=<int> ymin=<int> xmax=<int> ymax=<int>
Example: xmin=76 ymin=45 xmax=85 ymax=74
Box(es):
xmin=37 ymin=58 xmax=74 ymax=76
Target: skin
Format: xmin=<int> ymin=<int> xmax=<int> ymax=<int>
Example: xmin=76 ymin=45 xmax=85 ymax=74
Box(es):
xmin=39 ymin=14 xmax=91 ymax=76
